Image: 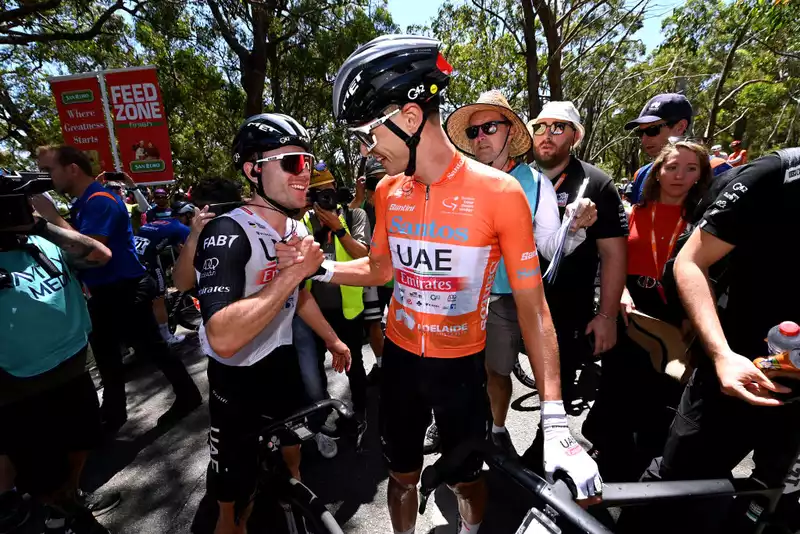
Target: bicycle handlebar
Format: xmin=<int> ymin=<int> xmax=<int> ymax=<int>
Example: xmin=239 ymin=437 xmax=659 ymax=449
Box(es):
xmin=260 ymin=398 xmax=354 ymax=437
xmin=419 ymin=438 xmax=613 ymax=534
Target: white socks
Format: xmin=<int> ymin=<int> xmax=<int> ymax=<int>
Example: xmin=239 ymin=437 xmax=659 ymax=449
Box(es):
xmin=460 ymin=520 xmax=481 ymax=533
xmin=492 ymin=423 xmax=506 ymax=434
xmin=394 ymin=527 xmax=414 ymax=534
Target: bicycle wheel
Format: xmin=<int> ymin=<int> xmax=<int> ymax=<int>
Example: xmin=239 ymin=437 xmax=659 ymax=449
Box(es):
xmin=285 ymin=478 xmax=342 ymax=534
xmin=513 ymin=354 xmax=536 ymax=389
xmin=176 ymin=293 xmax=202 ymax=331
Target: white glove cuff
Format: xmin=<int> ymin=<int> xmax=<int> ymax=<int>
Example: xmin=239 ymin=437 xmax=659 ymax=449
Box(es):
xmin=310 ymin=260 xmax=335 ymax=283
xmin=542 ymin=400 xmax=568 ymax=431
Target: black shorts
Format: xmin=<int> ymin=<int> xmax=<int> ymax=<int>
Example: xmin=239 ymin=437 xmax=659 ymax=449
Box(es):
xmin=0 ymin=353 xmax=101 ymax=494
xmin=379 ymin=338 xmax=488 ymax=484
xmin=363 ymin=285 xmax=394 ymax=323
xmin=206 ymin=345 xmax=309 ymax=504
xmin=150 ymin=265 xmax=166 ymax=296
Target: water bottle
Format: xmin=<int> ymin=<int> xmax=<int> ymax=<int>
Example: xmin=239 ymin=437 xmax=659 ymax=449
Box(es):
xmin=754 ymin=321 xmax=800 ymax=371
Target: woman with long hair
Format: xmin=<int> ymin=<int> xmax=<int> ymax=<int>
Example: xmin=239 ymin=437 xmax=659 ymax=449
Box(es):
xmin=584 ymin=141 xmax=713 ymax=481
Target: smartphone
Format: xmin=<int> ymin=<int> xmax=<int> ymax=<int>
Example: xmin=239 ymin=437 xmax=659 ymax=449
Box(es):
xmin=204 ymin=201 xmax=245 ymax=215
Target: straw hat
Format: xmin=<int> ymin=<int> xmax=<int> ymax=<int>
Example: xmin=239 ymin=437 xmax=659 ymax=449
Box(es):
xmin=445 ymin=90 xmax=532 ymax=158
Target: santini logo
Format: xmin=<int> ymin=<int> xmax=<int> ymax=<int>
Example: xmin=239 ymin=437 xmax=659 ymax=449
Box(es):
xmin=389 ymin=217 xmax=468 ymax=242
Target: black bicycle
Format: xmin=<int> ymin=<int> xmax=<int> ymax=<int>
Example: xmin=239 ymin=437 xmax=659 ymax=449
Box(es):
xmin=253 ymin=398 xmax=354 ymax=534
xmin=419 ymin=438 xmax=790 ymax=534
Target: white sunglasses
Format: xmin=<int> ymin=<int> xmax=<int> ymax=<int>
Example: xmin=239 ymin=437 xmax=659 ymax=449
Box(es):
xmin=254 ymin=152 xmax=315 ymax=175
xmin=348 ymin=109 xmax=401 ymax=152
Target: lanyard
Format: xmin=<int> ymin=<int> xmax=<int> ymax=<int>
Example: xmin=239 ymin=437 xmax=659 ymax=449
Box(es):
xmin=650 ymin=204 xmax=685 ymax=282
xmin=552 ymin=172 xmax=567 ymax=191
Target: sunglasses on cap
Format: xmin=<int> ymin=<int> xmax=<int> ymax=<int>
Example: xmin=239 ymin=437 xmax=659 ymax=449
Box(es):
xmin=348 ymin=109 xmax=401 ymax=152
xmin=255 ymin=152 xmax=315 ymax=175
xmin=465 ymin=120 xmax=510 ymax=140
xmin=531 ymin=121 xmax=572 ymax=136
xmin=314 ymin=161 xmax=328 ymax=172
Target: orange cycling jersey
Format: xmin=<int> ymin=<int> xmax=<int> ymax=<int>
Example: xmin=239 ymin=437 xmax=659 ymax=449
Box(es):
xmin=371 ymin=153 xmax=542 ymax=358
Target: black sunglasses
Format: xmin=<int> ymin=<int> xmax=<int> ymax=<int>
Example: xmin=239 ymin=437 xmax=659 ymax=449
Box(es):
xmin=465 ymin=120 xmax=510 ymax=140
xmin=635 ymin=121 xmax=677 ymax=138
xmin=255 ymin=152 xmax=314 ymax=175
xmin=531 ymin=121 xmax=571 ymax=136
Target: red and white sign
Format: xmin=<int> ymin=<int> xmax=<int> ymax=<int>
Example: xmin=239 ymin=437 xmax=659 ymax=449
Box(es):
xmin=49 ymin=74 xmax=114 ymax=176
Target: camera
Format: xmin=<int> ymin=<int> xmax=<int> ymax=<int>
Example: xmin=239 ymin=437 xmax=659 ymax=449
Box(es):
xmin=307 ymin=188 xmax=338 ymax=211
xmin=0 ymin=170 xmax=54 ymax=230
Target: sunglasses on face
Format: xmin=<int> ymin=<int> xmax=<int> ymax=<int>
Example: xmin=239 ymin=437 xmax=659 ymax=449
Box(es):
xmin=465 ymin=120 xmax=510 ymax=140
xmin=635 ymin=122 xmax=674 ymax=138
xmin=531 ymin=121 xmax=571 ymax=136
xmin=348 ymin=108 xmax=401 ymax=152
xmin=255 ymin=152 xmax=315 ymax=175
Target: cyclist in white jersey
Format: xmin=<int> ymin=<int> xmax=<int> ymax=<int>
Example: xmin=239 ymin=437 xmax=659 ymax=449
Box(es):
xmin=194 ymin=113 xmax=351 ymax=534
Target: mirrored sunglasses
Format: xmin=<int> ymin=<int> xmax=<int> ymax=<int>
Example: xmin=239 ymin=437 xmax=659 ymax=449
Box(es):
xmin=255 ymin=152 xmax=315 ymax=175
xmin=465 ymin=120 xmax=510 ymax=140
xmin=531 ymin=121 xmax=571 ymax=136
xmin=348 ymin=109 xmax=401 ymax=152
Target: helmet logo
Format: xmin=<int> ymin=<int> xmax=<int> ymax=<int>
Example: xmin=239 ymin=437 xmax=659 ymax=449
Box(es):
xmin=342 ymin=72 xmax=362 ymax=111
xmin=430 ymin=84 xmax=438 ymax=95
xmin=280 ymin=137 xmax=290 ymax=144
xmin=407 ymin=84 xmax=425 ymax=100
xmin=233 ymin=153 xmax=240 ymax=162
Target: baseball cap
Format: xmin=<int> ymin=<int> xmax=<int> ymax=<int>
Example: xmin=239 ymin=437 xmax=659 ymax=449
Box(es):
xmin=624 ymin=93 xmax=693 ymax=130
xmin=154 ymin=187 xmax=168 ymax=196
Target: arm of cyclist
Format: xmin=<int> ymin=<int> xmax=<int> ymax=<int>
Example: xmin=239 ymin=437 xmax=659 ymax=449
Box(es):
xmin=174 ymin=206 xmax=215 ymax=291
xmin=676 ymin=229 xmax=788 ymax=406
xmin=296 ymin=289 xmax=351 ymax=373
xmin=196 ymin=218 xmax=323 ymax=358
xmin=498 ymin=180 xmax=602 ymax=500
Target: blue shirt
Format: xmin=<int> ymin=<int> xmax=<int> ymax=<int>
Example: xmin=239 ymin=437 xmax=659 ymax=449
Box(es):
xmin=134 ymin=218 xmax=191 ymax=265
xmin=0 ymin=237 xmax=92 ymax=377
xmin=492 ymin=163 xmax=542 ymax=295
xmin=70 ymin=182 xmax=144 ymax=287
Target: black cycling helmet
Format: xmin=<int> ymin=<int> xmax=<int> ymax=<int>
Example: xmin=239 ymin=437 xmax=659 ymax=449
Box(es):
xmin=232 ymin=113 xmax=312 ymax=171
xmin=333 ymin=34 xmax=453 ymax=176
xmin=365 ymin=156 xmax=386 ymax=179
xmin=231 ymin=113 xmax=312 ymax=216
xmin=171 ymin=200 xmax=195 ymax=215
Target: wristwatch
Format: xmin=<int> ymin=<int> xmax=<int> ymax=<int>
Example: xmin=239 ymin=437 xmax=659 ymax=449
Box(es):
xmin=333 ymin=228 xmax=347 ymax=239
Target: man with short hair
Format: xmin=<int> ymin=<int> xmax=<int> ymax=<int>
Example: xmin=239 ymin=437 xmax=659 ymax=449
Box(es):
xmin=444 ymin=89 xmax=596 ymax=457
xmin=528 ymin=101 xmax=629 ymax=410
xmin=279 ymin=35 xmax=602 ymax=534
xmin=35 ymin=145 xmax=201 ymax=431
xmin=145 ymin=188 xmax=172 ymax=222
xmin=625 ymin=93 xmax=693 ymax=204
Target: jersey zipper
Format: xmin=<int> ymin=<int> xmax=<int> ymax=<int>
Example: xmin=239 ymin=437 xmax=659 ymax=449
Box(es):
xmin=420 ymin=183 xmax=431 ymax=357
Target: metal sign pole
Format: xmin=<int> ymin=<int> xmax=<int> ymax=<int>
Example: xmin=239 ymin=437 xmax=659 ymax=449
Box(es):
xmin=97 ymin=72 xmax=122 ymax=172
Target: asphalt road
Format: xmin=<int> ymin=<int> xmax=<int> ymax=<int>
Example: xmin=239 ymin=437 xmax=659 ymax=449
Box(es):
xmin=15 ymin=329 xmax=755 ymax=533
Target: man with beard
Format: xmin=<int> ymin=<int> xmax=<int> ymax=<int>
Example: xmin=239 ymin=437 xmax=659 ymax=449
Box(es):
xmin=527 ymin=102 xmax=628 ymax=411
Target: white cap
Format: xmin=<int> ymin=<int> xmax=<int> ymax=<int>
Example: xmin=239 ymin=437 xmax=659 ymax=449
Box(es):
xmin=529 ymin=101 xmax=585 ymax=145
xmin=711 ymin=144 xmax=722 ymax=151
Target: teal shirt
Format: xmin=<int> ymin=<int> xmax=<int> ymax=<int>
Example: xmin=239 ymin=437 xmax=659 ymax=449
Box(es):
xmin=0 ymin=236 xmax=91 ymax=377
xmin=492 ymin=163 xmax=542 ymax=295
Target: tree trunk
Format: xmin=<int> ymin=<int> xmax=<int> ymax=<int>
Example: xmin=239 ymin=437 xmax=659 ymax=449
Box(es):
xmin=243 ymin=4 xmax=269 ymax=116
xmin=533 ymin=0 xmax=563 ymax=102
xmin=521 ymin=0 xmax=541 ymax=119
xmin=703 ymin=20 xmax=750 ymax=142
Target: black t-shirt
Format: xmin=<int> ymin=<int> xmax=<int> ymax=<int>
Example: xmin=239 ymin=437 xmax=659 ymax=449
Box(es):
xmin=697 ymin=153 xmax=800 ymax=360
xmin=541 ymin=156 xmax=628 ymax=320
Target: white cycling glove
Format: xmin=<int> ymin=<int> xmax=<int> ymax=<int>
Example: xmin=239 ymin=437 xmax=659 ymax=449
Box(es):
xmin=309 ymin=260 xmax=335 ymax=283
xmin=542 ymin=400 xmax=602 ymax=500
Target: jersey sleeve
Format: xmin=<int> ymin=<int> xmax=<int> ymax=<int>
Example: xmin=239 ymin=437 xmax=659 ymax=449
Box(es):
xmin=348 ymin=207 xmax=371 ymax=246
xmin=495 ymin=179 xmax=542 ymax=291
xmin=699 ymin=154 xmax=783 ymax=246
xmin=194 ymin=217 xmax=251 ymax=323
xmin=533 ymin=176 xmax=562 ymax=261
xmin=369 ymin=179 xmax=391 ymax=259
xmin=174 ymin=222 xmax=191 ymax=245
xmin=589 ymin=178 xmax=629 ymax=240
xmin=79 ymin=197 xmax=118 ymax=238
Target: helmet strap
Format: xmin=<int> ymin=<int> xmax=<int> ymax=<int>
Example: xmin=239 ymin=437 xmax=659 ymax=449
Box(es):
xmin=384 ymin=110 xmax=430 ymax=177
xmin=248 ymin=161 xmax=302 ymax=218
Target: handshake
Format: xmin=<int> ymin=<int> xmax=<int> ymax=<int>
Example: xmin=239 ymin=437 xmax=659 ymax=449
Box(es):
xmin=275 ymin=235 xmax=326 ymax=279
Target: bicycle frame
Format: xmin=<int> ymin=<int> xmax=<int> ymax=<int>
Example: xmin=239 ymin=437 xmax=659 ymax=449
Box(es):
xmin=419 ymin=439 xmax=785 ymax=534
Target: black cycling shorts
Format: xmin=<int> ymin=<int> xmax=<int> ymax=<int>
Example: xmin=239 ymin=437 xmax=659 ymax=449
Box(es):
xmin=206 ymin=345 xmax=309 ymax=504
xmin=150 ymin=266 xmax=166 ymax=297
xmin=379 ymin=338 xmax=488 ymax=484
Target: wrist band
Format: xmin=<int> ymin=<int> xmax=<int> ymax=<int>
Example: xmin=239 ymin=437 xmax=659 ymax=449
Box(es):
xmin=333 ymin=228 xmax=347 ymax=239
xmin=310 ymin=260 xmax=335 ymax=283
xmin=596 ymin=311 xmax=617 ymax=322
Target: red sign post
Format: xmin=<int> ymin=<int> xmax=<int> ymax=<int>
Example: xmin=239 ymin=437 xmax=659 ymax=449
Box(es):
xmin=49 ymin=75 xmax=115 ymax=176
